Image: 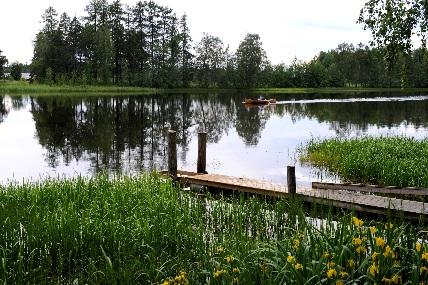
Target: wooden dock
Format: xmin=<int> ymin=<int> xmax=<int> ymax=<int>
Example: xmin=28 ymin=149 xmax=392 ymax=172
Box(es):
xmin=164 ymin=129 xmax=428 ymax=220
xmin=168 ymin=170 xmax=428 ymax=220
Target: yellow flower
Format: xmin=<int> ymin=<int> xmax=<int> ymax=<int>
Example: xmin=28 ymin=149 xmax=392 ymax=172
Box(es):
xmin=323 ymin=251 xmax=331 ymax=259
xmin=348 ymin=259 xmax=355 ymax=269
xmin=339 ymin=271 xmax=349 ymax=278
xmin=336 ymin=281 xmax=344 ymax=285
xmin=232 ymin=267 xmax=240 ymax=273
xmin=381 ymin=275 xmax=400 ymax=285
xmin=327 ymin=261 xmax=336 ymax=268
xmin=422 ymin=252 xmax=428 ymax=261
xmin=213 ymin=269 xmax=227 ymax=278
xmin=383 ymin=245 xmax=395 ymax=259
xmin=391 ymin=274 xmax=400 ymax=284
xmin=287 ymin=255 xmax=295 ymax=264
xmin=174 ymin=275 xmax=184 ymax=283
xmin=356 ymin=246 xmax=366 ymax=254
xmin=352 ymin=216 xmax=364 ymax=227
xmin=352 ymin=237 xmax=363 ymax=246
xmin=370 ymin=226 xmax=378 ymax=235
xmin=375 ymin=236 xmax=386 ymax=248
xmin=166 ymin=271 xmax=186 ymax=285
xmin=216 ymin=246 xmax=224 ymax=253
xmin=369 ymin=263 xmax=378 ymax=276
xmin=385 ymin=222 xmax=394 ymax=229
xmin=293 ymin=239 xmax=300 ymax=249
xmin=226 ymin=255 xmax=234 ymax=263
xmin=420 ymin=266 xmax=428 ymax=275
xmin=327 ymin=268 xmax=337 ymax=278
xmin=372 ymin=251 xmax=379 ymax=261
xmin=416 ymin=242 xmax=422 ymax=253
xmin=294 ymin=263 xmax=303 ymax=270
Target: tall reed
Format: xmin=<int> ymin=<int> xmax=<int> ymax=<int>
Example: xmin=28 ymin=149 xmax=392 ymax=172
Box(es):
xmin=302 ymin=136 xmax=428 ymax=188
xmin=0 ymin=174 xmax=425 ymax=284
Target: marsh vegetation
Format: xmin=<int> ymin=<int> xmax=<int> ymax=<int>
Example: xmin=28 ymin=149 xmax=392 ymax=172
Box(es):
xmin=0 ymin=174 xmax=426 ymax=284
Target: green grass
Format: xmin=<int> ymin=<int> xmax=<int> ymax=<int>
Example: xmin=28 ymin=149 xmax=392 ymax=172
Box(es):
xmin=254 ymin=87 xmax=428 ymax=94
xmin=0 ymin=174 xmax=427 ymax=284
xmin=0 ymin=80 xmax=159 ymax=95
xmin=301 ymin=136 xmax=428 ymax=188
xmin=3 ymin=80 xmax=428 ymax=96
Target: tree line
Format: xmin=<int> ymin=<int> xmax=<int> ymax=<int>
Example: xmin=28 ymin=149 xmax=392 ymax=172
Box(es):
xmin=3 ymin=0 xmax=428 ymax=88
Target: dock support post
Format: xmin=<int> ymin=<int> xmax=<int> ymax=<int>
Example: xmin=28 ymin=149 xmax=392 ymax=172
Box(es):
xmin=197 ymin=131 xmax=207 ymax=174
xmin=287 ymin=166 xmax=296 ymax=195
xmin=168 ymin=130 xmax=177 ymax=180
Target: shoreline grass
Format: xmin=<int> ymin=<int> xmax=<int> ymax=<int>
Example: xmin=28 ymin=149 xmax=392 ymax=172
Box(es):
xmin=0 ymin=174 xmax=427 ymax=284
xmin=2 ymin=80 xmax=428 ymax=96
xmin=301 ymin=136 xmax=428 ymax=188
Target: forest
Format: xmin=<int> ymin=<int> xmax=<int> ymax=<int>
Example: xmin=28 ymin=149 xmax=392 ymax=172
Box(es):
xmin=2 ymin=0 xmax=428 ymax=88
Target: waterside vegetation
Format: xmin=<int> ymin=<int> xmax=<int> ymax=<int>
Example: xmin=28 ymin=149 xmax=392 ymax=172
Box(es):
xmin=4 ymin=80 xmax=428 ymax=96
xmin=302 ymin=137 xmax=428 ymax=188
xmin=0 ymin=174 xmax=427 ymax=284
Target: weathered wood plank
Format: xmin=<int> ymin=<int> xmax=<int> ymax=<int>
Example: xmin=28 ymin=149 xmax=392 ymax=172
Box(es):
xmin=312 ymin=182 xmax=428 ymax=196
xmin=197 ymin=132 xmax=207 ymax=174
xmin=167 ymin=130 xmax=177 ymax=179
xmin=287 ymin=166 xmax=296 ymax=195
xmin=300 ymin=189 xmax=428 ymax=216
xmin=178 ymin=172 xmax=289 ymax=198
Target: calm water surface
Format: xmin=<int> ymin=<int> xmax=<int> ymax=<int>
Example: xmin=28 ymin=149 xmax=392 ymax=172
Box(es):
xmin=1 ymin=92 xmax=428 ymax=186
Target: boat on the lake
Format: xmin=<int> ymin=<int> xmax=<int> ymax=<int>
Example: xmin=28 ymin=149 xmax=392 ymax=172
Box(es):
xmin=243 ymin=98 xmax=277 ymax=105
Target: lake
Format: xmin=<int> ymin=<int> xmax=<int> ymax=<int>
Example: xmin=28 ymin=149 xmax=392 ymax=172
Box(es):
xmin=1 ymin=92 xmax=428 ymax=186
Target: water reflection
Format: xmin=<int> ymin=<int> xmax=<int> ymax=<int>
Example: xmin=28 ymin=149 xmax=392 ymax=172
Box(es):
xmin=1 ymin=93 xmax=428 ymax=184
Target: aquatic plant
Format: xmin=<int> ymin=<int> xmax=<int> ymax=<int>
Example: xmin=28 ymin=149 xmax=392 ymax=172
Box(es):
xmin=302 ymin=136 xmax=428 ymax=188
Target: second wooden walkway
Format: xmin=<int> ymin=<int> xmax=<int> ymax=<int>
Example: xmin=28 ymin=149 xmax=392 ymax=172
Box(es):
xmin=170 ymin=170 xmax=428 ymax=220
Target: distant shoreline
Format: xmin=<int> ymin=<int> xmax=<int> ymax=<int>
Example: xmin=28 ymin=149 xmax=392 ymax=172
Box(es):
xmin=1 ymin=80 xmax=428 ymax=96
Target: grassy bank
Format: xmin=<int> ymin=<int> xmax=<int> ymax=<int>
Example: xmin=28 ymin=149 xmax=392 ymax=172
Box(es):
xmin=0 ymin=80 xmax=159 ymax=95
xmin=2 ymin=80 xmax=428 ymax=95
xmin=0 ymin=174 xmax=427 ymax=284
xmin=301 ymin=136 xmax=428 ymax=188
xmin=254 ymin=87 xmax=428 ymax=94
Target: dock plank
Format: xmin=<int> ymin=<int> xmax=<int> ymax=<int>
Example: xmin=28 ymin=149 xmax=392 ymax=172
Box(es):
xmin=312 ymin=182 xmax=428 ymax=196
xmin=168 ymin=171 xmax=428 ymax=219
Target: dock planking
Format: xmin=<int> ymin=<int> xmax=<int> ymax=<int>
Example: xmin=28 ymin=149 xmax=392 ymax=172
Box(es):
xmin=166 ymin=170 xmax=428 ymax=219
xmin=312 ymin=182 xmax=428 ymax=197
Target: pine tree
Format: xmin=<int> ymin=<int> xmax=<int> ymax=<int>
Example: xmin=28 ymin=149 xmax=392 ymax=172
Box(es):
xmin=179 ymin=14 xmax=193 ymax=87
xmin=109 ymin=0 xmax=125 ymax=83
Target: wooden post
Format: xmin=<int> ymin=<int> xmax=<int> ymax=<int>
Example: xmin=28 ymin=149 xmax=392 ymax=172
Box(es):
xmin=287 ymin=166 xmax=296 ymax=195
xmin=168 ymin=130 xmax=177 ymax=179
xmin=197 ymin=131 xmax=207 ymax=174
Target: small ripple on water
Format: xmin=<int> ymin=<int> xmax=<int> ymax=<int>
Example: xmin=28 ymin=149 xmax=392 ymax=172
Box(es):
xmin=276 ymin=95 xmax=428 ymax=105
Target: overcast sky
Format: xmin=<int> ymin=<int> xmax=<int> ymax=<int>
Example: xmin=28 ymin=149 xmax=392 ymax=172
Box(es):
xmin=0 ymin=0 xmax=372 ymax=65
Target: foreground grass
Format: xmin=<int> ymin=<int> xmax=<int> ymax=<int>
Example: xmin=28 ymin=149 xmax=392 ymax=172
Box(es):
xmin=0 ymin=175 xmax=427 ymax=284
xmin=302 ymin=136 xmax=428 ymax=188
xmin=2 ymin=80 xmax=428 ymax=96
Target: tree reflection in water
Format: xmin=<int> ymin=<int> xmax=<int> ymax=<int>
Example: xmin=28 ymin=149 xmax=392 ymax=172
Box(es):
xmin=0 ymin=92 xmax=426 ymax=175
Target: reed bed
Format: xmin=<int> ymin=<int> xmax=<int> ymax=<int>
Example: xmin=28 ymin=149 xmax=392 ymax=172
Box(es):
xmin=0 ymin=174 xmax=426 ymax=284
xmin=302 ymin=136 xmax=428 ymax=188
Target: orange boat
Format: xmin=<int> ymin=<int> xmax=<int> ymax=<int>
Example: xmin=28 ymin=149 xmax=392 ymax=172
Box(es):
xmin=243 ymin=98 xmax=277 ymax=105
